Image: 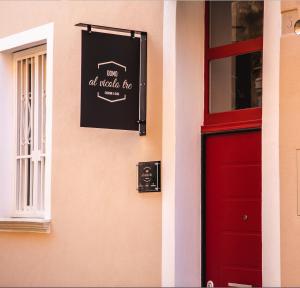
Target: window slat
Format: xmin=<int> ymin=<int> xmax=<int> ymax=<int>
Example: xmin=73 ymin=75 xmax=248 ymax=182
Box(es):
xmin=23 ymin=58 xmax=28 ymax=211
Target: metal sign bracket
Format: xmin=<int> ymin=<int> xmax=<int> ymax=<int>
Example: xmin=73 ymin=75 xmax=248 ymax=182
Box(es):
xmin=75 ymin=23 xmax=147 ymax=136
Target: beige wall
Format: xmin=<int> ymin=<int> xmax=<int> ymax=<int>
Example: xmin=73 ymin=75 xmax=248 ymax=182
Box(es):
xmin=0 ymin=1 xmax=162 ymax=286
xmin=281 ymin=1 xmax=300 ymax=286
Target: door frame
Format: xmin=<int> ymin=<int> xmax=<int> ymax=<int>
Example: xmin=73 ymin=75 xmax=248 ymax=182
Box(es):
xmin=203 ymin=2 xmax=263 ymax=133
xmin=200 ymin=1 xmax=281 ymax=286
xmin=161 ymin=1 xmax=281 ymax=286
xmin=202 ymin=2 xmax=264 ymax=284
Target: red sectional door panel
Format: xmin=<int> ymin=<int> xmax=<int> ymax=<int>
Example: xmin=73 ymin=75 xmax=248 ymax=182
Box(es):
xmin=205 ymin=131 xmax=262 ymax=287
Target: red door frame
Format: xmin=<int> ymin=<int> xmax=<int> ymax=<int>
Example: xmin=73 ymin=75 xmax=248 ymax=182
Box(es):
xmin=202 ymin=2 xmax=263 ymax=286
xmin=202 ymin=2 xmax=263 ymax=134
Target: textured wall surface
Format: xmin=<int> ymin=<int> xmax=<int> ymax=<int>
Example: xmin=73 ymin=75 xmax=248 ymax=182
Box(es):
xmin=281 ymin=1 xmax=300 ymax=286
xmin=0 ymin=1 xmax=162 ymax=286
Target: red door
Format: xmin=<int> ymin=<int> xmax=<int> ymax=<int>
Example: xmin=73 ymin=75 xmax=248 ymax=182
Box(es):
xmin=205 ymin=130 xmax=262 ymax=287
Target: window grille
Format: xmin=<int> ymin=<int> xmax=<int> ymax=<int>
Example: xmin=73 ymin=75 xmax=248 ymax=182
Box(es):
xmin=14 ymin=46 xmax=47 ymax=217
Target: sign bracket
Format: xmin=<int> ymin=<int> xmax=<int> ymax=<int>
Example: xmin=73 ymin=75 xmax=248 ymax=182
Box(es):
xmin=138 ymin=32 xmax=147 ymax=136
xmin=75 ymin=23 xmax=147 ymax=136
xmin=87 ymin=24 xmax=92 ymax=34
xmin=75 ymin=22 xmax=145 ymax=35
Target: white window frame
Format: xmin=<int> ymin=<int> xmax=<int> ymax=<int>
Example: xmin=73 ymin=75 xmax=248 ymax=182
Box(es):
xmin=0 ymin=23 xmax=53 ymax=231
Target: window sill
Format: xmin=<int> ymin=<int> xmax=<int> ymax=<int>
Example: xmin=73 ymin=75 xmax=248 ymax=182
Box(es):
xmin=0 ymin=218 xmax=51 ymax=233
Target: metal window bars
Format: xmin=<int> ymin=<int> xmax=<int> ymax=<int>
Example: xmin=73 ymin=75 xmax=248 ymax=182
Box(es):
xmin=15 ymin=50 xmax=46 ymax=217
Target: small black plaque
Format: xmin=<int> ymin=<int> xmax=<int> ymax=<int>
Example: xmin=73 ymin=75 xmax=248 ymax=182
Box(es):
xmin=137 ymin=161 xmax=161 ymax=192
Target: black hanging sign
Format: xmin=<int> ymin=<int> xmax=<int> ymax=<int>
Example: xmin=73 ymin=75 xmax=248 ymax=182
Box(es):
xmin=79 ymin=25 xmax=147 ymax=135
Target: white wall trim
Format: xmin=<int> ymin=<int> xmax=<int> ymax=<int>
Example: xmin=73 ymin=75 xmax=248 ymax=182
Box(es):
xmin=174 ymin=2 xmax=203 ymax=286
xmin=0 ymin=23 xmax=54 ymax=220
xmin=0 ymin=23 xmax=52 ymax=53
xmin=162 ymin=1 xmax=177 ymax=286
xmin=162 ymin=1 xmax=204 ymax=286
xmin=262 ymin=1 xmax=281 ymax=286
xmin=0 ymin=218 xmax=51 ymax=233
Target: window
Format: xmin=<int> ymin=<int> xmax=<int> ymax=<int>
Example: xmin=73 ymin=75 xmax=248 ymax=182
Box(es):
xmin=209 ymin=1 xmax=263 ymax=47
xmin=0 ymin=23 xmax=53 ymax=231
xmin=204 ymin=1 xmax=263 ymax=131
xmin=14 ymin=46 xmax=46 ymax=217
xmin=210 ymin=51 xmax=262 ymax=113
